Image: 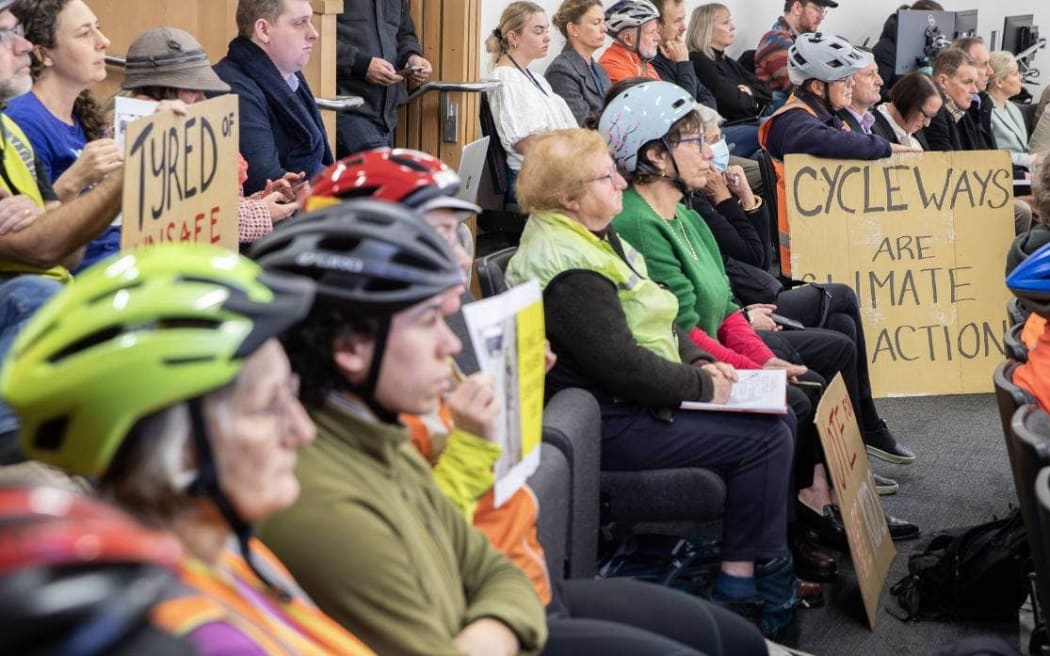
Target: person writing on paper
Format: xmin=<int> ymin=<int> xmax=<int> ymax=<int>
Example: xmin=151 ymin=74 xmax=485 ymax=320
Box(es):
xmin=252 ymin=200 xmax=547 ymax=656
xmin=504 ymin=127 xmax=799 ymax=640
xmin=305 ymin=147 xmax=769 ymax=655
xmin=120 ymin=27 xmax=301 ymax=244
xmin=7 ymin=0 xmax=121 ymax=269
xmin=599 ymin=79 xmax=919 ymax=576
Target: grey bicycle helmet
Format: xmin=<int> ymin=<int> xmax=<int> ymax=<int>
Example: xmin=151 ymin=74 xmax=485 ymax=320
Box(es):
xmin=604 ymin=0 xmax=660 ymax=37
xmin=788 ymin=32 xmax=872 ymax=86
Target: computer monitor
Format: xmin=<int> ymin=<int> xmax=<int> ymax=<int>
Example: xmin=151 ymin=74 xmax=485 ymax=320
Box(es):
xmin=953 ymin=10 xmax=978 ymax=39
xmin=895 ymin=9 xmax=957 ymax=75
xmin=1002 ymin=14 xmax=1035 ymax=55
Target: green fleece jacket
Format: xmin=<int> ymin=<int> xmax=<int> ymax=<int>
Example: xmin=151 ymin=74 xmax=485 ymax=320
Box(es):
xmin=613 ymin=187 xmax=738 ymax=336
xmin=258 ymin=394 xmax=547 ymax=656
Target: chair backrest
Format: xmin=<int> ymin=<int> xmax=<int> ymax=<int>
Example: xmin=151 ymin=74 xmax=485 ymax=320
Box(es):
xmin=475 ymin=246 xmax=516 ymax=298
xmin=1035 ymin=466 xmax=1050 ymax=612
xmin=527 ymin=442 xmax=572 ymax=583
xmin=1008 ymin=296 xmax=1030 ymax=327
xmin=479 ymin=93 xmax=509 ymax=197
xmin=994 ymin=359 xmax=1034 ymax=480
xmin=1009 ymin=404 xmax=1050 ymax=609
xmin=1005 ymin=321 xmax=1029 ymax=363
xmin=752 ymin=150 xmax=780 ymax=269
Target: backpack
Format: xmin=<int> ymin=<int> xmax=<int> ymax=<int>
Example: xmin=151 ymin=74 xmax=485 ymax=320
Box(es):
xmin=890 ymin=508 xmax=1030 ymax=622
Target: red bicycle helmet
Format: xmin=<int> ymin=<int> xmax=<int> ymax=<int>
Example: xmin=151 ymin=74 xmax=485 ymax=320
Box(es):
xmin=306 ymin=147 xmax=480 ymax=215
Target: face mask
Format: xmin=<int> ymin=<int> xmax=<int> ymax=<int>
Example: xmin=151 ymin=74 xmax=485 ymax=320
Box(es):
xmin=710 ymin=139 xmax=731 ymax=173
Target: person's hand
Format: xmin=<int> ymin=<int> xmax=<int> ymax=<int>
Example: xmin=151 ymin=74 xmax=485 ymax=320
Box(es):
xmin=447 ymin=372 xmax=500 ymax=442
xmin=764 ymin=356 xmax=808 ymax=382
xmin=543 ymin=340 xmax=557 ymax=373
xmin=0 ymin=193 xmax=43 ymax=236
xmin=738 ymin=84 xmax=754 ymax=96
xmin=366 ymin=57 xmax=403 ymax=86
xmin=265 ymin=171 xmax=305 ymax=203
xmin=66 ymin=138 xmax=124 ymax=188
xmin=700 ymin=362 xmax=736 ymax=404
xmin=702 ymin=165 xmax=733 ymax=203
xmin=405 ymin=54 xmax=432 ymax=83
xmin=452 ymin=618 xmax=519 ymax=656
xmin=659 ymin=38 xmax=689 ymax=62
xmin=890 ymin=143 xmax=922 ymax=154
xmin=155 ymin=99 xmax=190 ymax=116
xmin=1031 ymin=152 xmax=1042 ymax=170
xmin=744 ymin=304 xmax=778 ymax=331
xmin=263 ymin=191 xmax=298 ymax=223
xmin=723 ymin=164 xmax=756 ymax=207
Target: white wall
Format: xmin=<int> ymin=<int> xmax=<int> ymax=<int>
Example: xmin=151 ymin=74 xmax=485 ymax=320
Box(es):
xmin=478 ymin=0 xmax=1050 ymax=95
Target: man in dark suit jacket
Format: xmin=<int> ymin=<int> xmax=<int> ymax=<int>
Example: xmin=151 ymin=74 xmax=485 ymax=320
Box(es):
xmin=920 ymin=47 xmax=986 ymax=152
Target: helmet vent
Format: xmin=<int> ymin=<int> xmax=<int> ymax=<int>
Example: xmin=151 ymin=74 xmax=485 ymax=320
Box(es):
xmin=33 ymin=416 xmax=70 ymax=453
xmin=48 ymin=326 xmax=122 ymax=364
xmin=88 ymin=281 xmax=143 ymax=306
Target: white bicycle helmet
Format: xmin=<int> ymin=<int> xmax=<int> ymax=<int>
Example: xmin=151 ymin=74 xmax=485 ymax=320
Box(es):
xmin=604 ymin=0 xmax=660 ymax=37
xmin=787 ymin=33 xmax=872 ymax=86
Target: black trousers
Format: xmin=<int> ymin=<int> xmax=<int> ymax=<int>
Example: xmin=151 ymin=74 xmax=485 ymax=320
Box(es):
xmin=600 ymin=402 xmax=794 ymax=562
xmin=775 ymin=283 xmax=881 ymax=430
xmin=544 ymin=578 xmax=767 ymax=656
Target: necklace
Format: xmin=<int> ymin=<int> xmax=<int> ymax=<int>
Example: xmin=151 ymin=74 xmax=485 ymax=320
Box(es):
xmin=504 ymin=52 xmax=548 ymax=96
xmin=637 ymin=189 xmax=700 ymax=262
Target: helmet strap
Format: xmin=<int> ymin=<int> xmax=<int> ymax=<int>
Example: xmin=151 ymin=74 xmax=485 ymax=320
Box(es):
xmin=659 ymin=136 xmax=693 ymax=197
xmin=347 ymin=318 xmax=400 ymax=424
xmin=186 ymin=397 xmax=290 ymax=602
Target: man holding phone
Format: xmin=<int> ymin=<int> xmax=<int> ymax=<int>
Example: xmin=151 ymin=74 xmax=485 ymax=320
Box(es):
xmin=336 ymin=0 xmax=433 ymax=157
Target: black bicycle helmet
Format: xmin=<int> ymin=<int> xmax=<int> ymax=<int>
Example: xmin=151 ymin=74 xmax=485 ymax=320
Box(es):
xmin=249 ymin=198 xmax=463 ymax=318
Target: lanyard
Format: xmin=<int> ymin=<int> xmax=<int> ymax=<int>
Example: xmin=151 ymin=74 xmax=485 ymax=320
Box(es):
xmin=506 ymin=52 xmax=548 ymax=97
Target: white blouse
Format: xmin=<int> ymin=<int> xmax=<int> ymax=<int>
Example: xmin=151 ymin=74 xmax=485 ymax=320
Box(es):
xmin=876 ymin=104 xmax=923 ymax=151
xmin=486 ymin=65 xmax=578 ymax=171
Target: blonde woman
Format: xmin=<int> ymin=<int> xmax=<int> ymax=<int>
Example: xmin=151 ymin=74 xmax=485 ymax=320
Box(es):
xmin=988 ymin=50 xmax=1040 ymax=172
xmin=485 ymin=1 xmax=577 ymax=201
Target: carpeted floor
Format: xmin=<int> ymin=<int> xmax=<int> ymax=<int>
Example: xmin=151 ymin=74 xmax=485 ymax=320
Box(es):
xmin=796 ymin=393 xmax=1021 ymax=655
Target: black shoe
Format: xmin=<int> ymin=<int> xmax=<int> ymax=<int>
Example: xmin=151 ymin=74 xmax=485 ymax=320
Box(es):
xmin=796 ymin=502 xmax=846 ymax=549
xmin=873 ymin=472 xmax=899 ymax=495
xmin=885 ymin=514 xmax=920 ymax=541
xmin=864 ymin=420 xmax=916 ymax=464
xmin=789 ymin=527 xmax=838 ymax=582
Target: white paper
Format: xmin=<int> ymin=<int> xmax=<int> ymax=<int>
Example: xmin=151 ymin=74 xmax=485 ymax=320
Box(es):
xmin=114 ymin=97 xmax=160 ymax=151
xmin=680 ymin=369 xmax=788 ymax=414
xmin=460 ymin=281 xmax=544 ymax=507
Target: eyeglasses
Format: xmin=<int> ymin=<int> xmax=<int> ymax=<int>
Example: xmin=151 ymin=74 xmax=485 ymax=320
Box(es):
xmin=0 ymin=23 xmax=25 ymax=47
xmin=917 ymin=107 xmax=938 ymax=124
xmin=246 ymin=374 xmax=302 ymax=427
xmin=673 ymin=136 xmax=706 ymax=151
xmin=586 ymin=172 xmax=620 ymax=185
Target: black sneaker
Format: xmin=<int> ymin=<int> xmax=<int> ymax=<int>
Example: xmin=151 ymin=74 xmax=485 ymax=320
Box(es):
xmin=863 ymin=420 xmax=916 ymax=464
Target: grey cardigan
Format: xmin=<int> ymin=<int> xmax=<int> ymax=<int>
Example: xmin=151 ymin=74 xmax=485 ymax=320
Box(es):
xmin=544 ymin=45 xmax=609 ymax=127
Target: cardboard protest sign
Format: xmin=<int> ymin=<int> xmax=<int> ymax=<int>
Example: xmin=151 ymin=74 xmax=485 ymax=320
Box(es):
xmin=461 ymin=281 xmax=546 ymax=507
xmin=816 ymin=374 xmax=896 ymax=629
xmin=786 ymin=150 xmax=1014 ymax=397
xmin=121 ymin=95 xmax=239 ymax=251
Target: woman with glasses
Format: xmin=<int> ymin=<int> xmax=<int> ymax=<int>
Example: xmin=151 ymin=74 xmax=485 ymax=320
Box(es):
xmin=506 ymin=121 xmax=799 ymax=641
xmin=870 ymin=72 xmax=943 ymax=150
xmin=1 ymin=244 xmax=375 ymax=654
xmin=7 ymin=0 xmax=121 ymax=270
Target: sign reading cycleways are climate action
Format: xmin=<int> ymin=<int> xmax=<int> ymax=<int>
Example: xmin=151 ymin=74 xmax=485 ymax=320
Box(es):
xmin=121 ymin=95 xmax=238 ymax=251
xmin=785 ymin=150 xmax=1014 ymax=397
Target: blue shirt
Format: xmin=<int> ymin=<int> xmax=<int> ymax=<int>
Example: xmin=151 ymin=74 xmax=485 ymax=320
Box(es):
xmin=5 ymin=92 xmax=86 ymax=183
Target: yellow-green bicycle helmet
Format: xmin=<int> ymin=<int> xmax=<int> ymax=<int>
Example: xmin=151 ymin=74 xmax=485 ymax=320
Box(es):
xmin=0 ymin=243 xmax=315 ymax=478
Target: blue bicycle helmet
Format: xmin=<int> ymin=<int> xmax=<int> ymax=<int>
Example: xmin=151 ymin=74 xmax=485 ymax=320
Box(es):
xmin=597 ymin=80 xmax=698 ymax=175
xmin=1007 ymin=240 xmax=1050 ymax=317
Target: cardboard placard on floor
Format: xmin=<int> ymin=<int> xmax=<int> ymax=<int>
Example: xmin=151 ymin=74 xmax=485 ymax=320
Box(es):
xmin=121 ymin=95 xmax=239 ymax=251
xmin=785 ymin=150 xmax=1014 ymax=397
xmin=815 ymin=374 xmax=896 ymax=630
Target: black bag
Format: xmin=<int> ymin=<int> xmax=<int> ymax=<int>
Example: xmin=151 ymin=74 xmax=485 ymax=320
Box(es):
xmin=890 ymin=508 xmax=1030 ymax=622
xmin=723 ymin=257 xmax=784 ymax=306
